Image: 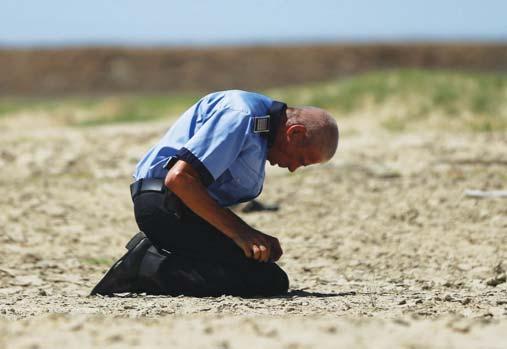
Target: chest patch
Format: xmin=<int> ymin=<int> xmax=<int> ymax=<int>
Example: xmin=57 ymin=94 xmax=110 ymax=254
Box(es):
xmin=253 ymin=115 xmax=270 ymax=133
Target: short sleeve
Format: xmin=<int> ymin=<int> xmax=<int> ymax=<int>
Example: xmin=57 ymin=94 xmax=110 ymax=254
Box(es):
xmin=175 ymin=108 xmax=251 ymax=186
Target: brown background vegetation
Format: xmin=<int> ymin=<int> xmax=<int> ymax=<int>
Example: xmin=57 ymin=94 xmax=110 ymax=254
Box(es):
xmin=1 ymin=43 xmax=507 ymax=96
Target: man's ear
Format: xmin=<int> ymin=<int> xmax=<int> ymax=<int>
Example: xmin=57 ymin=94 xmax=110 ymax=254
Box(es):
xmin=286 ymin=124 xmax=307 ymax=144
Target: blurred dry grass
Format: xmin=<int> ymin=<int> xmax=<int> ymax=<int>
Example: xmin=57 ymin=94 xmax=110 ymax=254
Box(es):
xmin=1 ymin=69 xmax=506 ymax=132
xmin=269 ymin=69 xmax=507 ymax=132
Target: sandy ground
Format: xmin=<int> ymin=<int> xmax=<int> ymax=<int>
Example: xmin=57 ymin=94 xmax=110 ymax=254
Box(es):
xmin=0 ymin=111 xmax=506 ymax=348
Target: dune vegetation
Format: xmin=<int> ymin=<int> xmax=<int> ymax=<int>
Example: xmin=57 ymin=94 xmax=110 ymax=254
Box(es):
xmin=1 ymin=69 xmax=506 ymax=131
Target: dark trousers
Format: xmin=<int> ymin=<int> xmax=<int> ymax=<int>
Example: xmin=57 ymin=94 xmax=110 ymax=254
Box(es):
xmin=133 ymin=191 xmax=289 ymax=297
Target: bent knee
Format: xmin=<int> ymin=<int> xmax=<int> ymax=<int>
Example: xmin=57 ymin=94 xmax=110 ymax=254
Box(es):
xmin=272 ymin=264 xmax=289 ymax=294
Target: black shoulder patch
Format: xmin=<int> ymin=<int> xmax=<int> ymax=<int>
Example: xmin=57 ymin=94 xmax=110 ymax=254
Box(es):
xmin=253 ymin=115 xmax=270 ymax=133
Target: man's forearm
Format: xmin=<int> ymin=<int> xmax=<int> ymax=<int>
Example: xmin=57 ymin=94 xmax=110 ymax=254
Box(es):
xmin=164 ymin=161 xmax=250 ymax=239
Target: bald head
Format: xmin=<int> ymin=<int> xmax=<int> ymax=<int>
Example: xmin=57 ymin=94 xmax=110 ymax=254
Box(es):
xmin=286 ymin=107 xmax=339 ymax=161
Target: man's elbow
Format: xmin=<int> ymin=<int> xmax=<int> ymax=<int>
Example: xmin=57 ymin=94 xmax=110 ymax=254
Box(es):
xmin=165 ymin=169 xmax=184 ymax=191
xmin=164 ymin=168 xmax=197 ymax=192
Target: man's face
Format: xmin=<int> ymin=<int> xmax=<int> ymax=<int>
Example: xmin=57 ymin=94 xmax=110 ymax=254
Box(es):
xmin=267 ymin=138 xmax=324 ymax=172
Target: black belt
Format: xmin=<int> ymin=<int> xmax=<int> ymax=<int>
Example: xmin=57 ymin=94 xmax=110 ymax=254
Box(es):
xmin=130 ymin=178 xmax=187 ymax=219
xmin=130 ymin=178 xmax=166 ymax=200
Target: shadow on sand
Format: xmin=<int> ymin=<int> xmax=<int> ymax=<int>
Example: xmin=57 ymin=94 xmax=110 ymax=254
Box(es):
xmin=275 ymin=289 xmax=357 ymax=299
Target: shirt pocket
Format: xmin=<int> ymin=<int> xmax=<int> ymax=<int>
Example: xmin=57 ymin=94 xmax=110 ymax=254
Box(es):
xmin=229 ymin=157 xmax=264 ymax=197
xmin=208 ymin=164 xmax=262 ymax=206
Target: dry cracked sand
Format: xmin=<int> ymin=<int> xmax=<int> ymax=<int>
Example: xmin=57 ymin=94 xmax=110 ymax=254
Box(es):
xmin=0 ymin=111 xmax=506 ymax=348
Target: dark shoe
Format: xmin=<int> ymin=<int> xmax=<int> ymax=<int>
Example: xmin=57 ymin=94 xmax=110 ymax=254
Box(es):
xmin=236 ymin=199 xmax=279 ymax=213
xmin=90 ymin=232 xmax=166 ymax=296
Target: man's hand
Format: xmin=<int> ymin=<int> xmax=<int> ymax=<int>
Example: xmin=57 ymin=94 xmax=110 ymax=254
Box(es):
xmin=232 ymin=228 xmax=283 ymax=262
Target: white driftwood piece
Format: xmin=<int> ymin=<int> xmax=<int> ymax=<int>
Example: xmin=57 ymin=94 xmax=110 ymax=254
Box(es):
xmin=464 ymin=189 xmax=507 ymax=198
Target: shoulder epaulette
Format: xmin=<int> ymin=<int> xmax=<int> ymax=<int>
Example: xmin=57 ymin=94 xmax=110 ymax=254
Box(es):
xmin=253 ymin=115 xmax=270 ymax=133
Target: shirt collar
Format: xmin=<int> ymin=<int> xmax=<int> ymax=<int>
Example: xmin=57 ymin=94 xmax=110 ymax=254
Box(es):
xmin=267 ymin=101 xmax=287 ymax=148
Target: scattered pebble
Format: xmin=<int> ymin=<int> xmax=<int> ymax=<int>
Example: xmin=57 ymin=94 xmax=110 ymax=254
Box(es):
xmin=444 ymin=295 xmax=454 ymax=302
xmin=486 ymin=274 xmax=506 ymax=287
xmin=461 ymin=298 xmax=471 ymax=305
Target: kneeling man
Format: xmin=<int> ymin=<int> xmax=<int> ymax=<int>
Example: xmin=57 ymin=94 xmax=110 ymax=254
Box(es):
xmin=91 ymin=90 xmax=338 ymax=297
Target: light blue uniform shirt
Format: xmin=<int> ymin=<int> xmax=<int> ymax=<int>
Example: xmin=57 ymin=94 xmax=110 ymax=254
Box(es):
xmin=133 ymin=90 xmax=286 ymax=207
